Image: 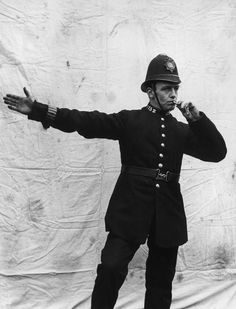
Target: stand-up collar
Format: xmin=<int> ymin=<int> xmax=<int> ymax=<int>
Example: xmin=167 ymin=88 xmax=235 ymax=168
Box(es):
xmin=146 ymin=103 xmax=170 ymax=116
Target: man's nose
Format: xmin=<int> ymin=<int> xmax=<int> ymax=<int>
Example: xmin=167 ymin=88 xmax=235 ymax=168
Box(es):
xmin=170 ymin=88 xmax=177 ymax=98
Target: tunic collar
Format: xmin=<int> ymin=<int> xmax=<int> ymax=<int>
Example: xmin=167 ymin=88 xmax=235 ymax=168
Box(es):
xmin=145 ymin=103 xmax=170 ymax=116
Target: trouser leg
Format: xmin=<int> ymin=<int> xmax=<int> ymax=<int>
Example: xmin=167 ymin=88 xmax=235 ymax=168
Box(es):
xmin=91 ymin=233 xmax=140 ymax=309
xmin=144 ymin=238 xmax=178 ymax=309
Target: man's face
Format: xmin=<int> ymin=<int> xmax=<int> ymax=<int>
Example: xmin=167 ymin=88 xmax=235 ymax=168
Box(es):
xmin=154 ymin=81 xmax=179 ymax=112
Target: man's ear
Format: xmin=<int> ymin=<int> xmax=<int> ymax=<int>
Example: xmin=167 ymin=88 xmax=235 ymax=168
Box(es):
xmin=146 ymin=87 xmax=154 ymax=99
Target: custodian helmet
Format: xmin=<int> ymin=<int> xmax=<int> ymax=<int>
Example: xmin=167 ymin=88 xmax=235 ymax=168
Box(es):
xmin=141 ymin=54 xmax=181 ymax=92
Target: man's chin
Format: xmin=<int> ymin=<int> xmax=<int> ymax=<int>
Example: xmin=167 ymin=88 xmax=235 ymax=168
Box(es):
xmin=166 ymin=105 xmax=175 ymax=112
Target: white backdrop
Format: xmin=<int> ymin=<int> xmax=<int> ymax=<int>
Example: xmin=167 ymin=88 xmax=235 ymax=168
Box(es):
xmin=0 ymin=0 xmax=236 ymax=308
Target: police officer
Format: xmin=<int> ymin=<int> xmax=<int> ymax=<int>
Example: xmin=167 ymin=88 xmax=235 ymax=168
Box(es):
xmin=3 ymin=54 xmax=227 ymax=309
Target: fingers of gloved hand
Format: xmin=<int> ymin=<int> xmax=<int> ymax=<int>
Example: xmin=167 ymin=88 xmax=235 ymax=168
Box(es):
xmin=3 ymin=97 xmax=18 ymax=106
xmin=8 ymin=105 xmax=18 ymax=111
xmin=186 ymin=102 xmax=199 ymax=116
xmin=6 ymin=94 xmax=22 ymax=100
xmin=180 ymin=102 xmax=193 ymax=114
xmin=187 ymin=102 xmax=196 ymax=113
xmin=176 ymin=101 xmax=187 ymax=113
xmin=23 ymin=87 xmax=30 ymax=97
xmin=3 ymin=97 xmax=20 ymax=107
xmin=185 ymin=104 xmax=190 ymax=114
xmin=183 ymin=102 xmax=190 ymax=110
xmin=188 ymin=102 xmax=194 ymax=109
xmin=176 ymin=100 xmax=183 ymax=109
xmin=176 ymin=100 xmax=183 ymax=108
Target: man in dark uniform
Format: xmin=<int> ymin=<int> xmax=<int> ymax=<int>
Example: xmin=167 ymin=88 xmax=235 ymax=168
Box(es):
xmin=3 ymin=54 xmax=227 ymax=309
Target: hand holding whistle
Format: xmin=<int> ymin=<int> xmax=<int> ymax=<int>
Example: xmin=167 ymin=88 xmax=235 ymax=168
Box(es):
xmin=175 ymin=101 xmax=201 ymax=122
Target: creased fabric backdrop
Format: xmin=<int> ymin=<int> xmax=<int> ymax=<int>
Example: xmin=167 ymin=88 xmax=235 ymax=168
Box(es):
xmin=0 ymin=0 xmax=235 ymax=308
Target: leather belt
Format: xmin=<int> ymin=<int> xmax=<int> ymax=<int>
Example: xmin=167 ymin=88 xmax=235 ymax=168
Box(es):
xmin=121 ymin=165 xmax=180 ymax=183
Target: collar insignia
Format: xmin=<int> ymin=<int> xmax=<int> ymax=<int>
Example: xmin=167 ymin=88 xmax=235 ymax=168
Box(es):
xmin=147 ymin=104 xmax=157 ymax=113
xmin=146 ymin=103 xmax=170 ymax=116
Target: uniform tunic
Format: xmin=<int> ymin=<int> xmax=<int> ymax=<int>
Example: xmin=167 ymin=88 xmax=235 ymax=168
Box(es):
xmin=28 ymin=102 xmax=227 ymax=247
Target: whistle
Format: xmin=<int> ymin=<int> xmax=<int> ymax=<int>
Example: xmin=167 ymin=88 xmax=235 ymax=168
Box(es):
xmin=174 ymin=100 xmax=182 ymax=107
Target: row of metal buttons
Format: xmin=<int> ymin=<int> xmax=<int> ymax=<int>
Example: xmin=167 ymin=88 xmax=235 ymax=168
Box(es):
xmin=156 ymin=117 xmax=166 ymax=189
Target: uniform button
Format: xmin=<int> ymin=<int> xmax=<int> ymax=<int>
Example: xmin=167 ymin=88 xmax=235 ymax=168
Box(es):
xmin=159 ymin=153 xmax=164 ymax=158
xmin=161 ymin=125 xmax=165 ymax=129
xmin=161 ymin=143 xmax=165 ymax=147
xmin=161 ymin=117 xmax=165 ymax=121
xmin=158 ymin=163 xmax=163 ymax=168
xmin=156 ymin=183 xmax=160 ymax=188
xmin=161 ymin=134 xmax=166 ymax=138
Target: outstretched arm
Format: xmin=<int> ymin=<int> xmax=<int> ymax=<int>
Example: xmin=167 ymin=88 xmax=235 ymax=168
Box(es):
xmin=3 ymin=88 xmax=126 ymax=140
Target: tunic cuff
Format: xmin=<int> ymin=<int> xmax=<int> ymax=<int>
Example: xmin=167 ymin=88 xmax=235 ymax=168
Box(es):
xmin=28 ymin=101 xmax=58 ymax=129
xmin=45 ymin=105 xmax=57 ymax=128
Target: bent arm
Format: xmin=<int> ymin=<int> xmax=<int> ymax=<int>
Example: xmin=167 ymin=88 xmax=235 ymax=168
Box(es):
xmin=184 ymin=113 xmax=227 ymax=162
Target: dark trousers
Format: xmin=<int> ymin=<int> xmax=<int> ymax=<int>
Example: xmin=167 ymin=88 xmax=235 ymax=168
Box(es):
xmin=91 ymin=233 xmax=178 ymax=309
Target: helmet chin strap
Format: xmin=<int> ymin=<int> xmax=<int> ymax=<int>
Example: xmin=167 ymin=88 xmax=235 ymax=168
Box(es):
xmin=151 ymin=82 xmax=164 ymax=112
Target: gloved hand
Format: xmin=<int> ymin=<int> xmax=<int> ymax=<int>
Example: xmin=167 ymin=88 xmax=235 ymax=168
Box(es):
xmin=3 ymin=87 xmax=34 ymax=115
xmin=176 ymin=101 xmax=201 ymax=122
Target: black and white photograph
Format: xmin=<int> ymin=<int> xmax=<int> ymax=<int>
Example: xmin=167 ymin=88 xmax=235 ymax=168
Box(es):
xmin=0 ymin=1 xmax=235 ymax=308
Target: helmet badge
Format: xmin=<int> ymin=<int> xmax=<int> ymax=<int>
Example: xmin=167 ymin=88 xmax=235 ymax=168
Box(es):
xmin=165 ymin=59 xmax=175 ymax=73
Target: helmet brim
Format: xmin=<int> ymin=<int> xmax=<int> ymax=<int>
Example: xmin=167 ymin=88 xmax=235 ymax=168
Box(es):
xmin=141 ymin=75 xmax=181 ymax=92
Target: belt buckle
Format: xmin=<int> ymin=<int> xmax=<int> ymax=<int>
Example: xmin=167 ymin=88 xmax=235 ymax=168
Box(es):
xmin=156 ymin=169 xmax=169 ymax=182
